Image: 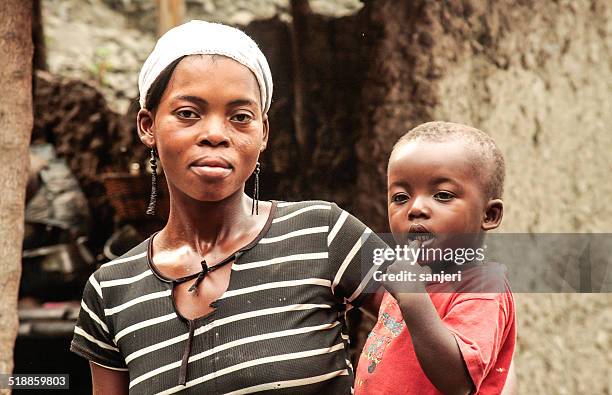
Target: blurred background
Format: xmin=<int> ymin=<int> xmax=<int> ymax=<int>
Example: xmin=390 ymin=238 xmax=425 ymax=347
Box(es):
xmin=5 ymin=0 xmax=611 ymax=393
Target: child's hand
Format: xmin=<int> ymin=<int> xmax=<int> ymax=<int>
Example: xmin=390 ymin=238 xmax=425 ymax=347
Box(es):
xmin=383 ymin=240 xmax=431 ymax=298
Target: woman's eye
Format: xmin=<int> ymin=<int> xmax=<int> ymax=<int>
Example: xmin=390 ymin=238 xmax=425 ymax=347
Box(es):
xmin=231 ymin=113 xmax=253 ymax=123
xmin=176 ymin=109 xmax=198 ymax=119
xmin=391 ymin=193 xmax=410 ymax=204
xmin=434 ymin=191 xmax=455 ymax=202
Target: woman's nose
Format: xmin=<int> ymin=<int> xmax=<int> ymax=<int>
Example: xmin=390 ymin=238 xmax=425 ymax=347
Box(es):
xmin=197 ymin=116 xmax=230 ymax=147
xmin=408 ymin=196 xmax=430 ymax=220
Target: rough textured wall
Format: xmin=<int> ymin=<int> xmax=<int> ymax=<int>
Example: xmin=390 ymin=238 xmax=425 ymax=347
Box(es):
xmin=102 ymin=0 xmax=362 ymax=30
xmin=41 ymin=0 xmax=362 ymax=113
xmin=32 ymin=71 xmax=149 ymax=251
xmin=352 ymin=0 xmax=447 ymax=231
xmin=249 ymin=9 xmax=377 ymax=211
xmin=432 ymin=0 xmax=612 ymax=234
xmin=412 ymin=1 xmax=612 ymax=394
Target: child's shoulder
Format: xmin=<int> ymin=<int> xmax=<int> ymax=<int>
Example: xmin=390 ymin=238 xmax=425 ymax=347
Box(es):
xmin=428 ymin=262 xmax=514 ymax=308
xmin=456 ymin=262 xmax=512 ymax=294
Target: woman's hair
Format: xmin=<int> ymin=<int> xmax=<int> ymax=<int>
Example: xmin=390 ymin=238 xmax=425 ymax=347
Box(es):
xmin=143 ymin=55 xmax=186 ymax=113
xmin=138 ymin=21 xmax=272 ymax=113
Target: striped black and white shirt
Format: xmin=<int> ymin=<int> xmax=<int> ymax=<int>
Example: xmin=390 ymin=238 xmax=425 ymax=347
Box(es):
xmin=71 ymin=201 xmax=393 ymax=394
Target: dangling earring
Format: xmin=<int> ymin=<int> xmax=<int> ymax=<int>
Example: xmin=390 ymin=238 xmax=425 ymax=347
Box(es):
xmin=251 ymin=162 xmax=261 ymax=215
xmin=146 ymin=148 xmax=158 ymax=216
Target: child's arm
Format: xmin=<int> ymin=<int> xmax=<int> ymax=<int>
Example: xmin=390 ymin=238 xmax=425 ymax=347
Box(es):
xmin=381 ymin=242 xmax=473 ymax=395
xmin=392 ymin=290 xmax=474 ymax=395
xmin=384 ymin=256 xmax=513 ymax=395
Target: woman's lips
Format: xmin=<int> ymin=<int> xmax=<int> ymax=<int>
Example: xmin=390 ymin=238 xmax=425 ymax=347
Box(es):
xmin=189 ymin=157 xmax=233 ymax=179
xmin=190 ymin=165 xmax=232 ymax=178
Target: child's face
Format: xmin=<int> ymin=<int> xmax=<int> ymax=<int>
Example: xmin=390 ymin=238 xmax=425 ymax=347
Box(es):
xmin=387 ymin=140 xmax=502 ymax=251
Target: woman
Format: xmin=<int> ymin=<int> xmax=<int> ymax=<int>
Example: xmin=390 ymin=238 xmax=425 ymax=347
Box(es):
xmin=70 ymin=21 xmax=390 ymax=394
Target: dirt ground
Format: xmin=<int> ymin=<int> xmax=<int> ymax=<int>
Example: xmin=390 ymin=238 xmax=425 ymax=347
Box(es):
xmin=38 ymin=0 xmax=611 ymax=393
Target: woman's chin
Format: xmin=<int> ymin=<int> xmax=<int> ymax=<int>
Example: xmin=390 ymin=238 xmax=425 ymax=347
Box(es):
xmin=175 ymin=187 xmax=239 ymax=204
xmin=176 ymin=178 xmax=244 ymax=203
xmin=197 ymin=192 xmax=236 ymax=202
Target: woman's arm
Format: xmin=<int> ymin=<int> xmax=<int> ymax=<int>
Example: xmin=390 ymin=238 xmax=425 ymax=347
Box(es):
xmin=90 ymin=362 xmax=129 ymax=395
xmin=358 ymin=286 xmax=385 ymax=318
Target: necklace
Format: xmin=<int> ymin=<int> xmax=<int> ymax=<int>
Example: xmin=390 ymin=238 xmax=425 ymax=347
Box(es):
xmin=173 ymin=254 xmax=235 ymax=294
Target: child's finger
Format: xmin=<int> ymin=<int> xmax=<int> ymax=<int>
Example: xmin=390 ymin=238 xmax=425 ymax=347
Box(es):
xmin=408 ymin=239 xmax=422 ymax=251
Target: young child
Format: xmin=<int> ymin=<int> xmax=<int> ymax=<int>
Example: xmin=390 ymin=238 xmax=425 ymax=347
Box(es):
xmin=355 ymin=121 xmax=516 ymax=394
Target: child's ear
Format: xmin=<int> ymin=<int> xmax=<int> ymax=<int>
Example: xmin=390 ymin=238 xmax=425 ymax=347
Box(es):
xmin=137 ymin=109 xmax=155 ymax=148
xmin=482 ymin=199 xmax=504 ymax=231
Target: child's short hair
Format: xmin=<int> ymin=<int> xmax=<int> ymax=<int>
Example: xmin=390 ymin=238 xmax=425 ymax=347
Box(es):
xmin=393 ymin=121 xmax=505 ymax=199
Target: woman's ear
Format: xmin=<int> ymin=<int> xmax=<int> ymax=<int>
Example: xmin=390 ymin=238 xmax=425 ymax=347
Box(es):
xmin=482 ymin=199 xmax=504 ymax=231
xmin=261 ymin=114 xmax=269 ymax=152
xmin=137 ymin=109 xmax=155 ymax=147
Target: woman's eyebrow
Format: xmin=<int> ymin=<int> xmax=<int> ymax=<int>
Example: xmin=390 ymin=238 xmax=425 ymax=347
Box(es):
xmin=173 ymin=95 xmax=208 ymax=107
xmin=172 ymin=96 xmax=258 ymax=108
xmin=227 ymin=98 xmax=258 ymax=108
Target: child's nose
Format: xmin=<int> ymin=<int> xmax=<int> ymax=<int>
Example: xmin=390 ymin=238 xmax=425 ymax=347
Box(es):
xmin=408 ymin=197 xmax=430 ymax=220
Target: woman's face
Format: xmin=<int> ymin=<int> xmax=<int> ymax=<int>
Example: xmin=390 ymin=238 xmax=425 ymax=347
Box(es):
xmin=138 ymin=55 xmax=268 ymax=203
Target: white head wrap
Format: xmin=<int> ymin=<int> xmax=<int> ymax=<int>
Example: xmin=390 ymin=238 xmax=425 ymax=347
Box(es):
xmin=138 ymin=20 xmax=273 ymax=114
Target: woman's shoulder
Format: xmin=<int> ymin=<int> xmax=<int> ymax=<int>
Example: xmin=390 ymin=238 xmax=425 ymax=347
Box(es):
xmin=272 ymin=199 xmax=369 ymax=227
xmin=273 ymin=199 xmax=337 ymax=209
xmin=92 ymin=238 xmax=150 ymax=283
xmin=272 ymin=199 xmax=342 ymax=225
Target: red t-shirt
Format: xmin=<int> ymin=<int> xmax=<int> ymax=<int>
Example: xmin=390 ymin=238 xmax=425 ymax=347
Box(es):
xmin=355 ymin=264 xmax=516 ymax=394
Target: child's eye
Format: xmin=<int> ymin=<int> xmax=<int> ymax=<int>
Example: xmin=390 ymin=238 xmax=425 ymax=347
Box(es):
xmin=391 ymin=193 xmax=410 ymax=204
xmin=176 ymin=109 xmax=199 ymax=119
xmin=433 ymin=191 xmax=455 ymax=202
xmin=231 ymin=113 xmax=253 ymax=123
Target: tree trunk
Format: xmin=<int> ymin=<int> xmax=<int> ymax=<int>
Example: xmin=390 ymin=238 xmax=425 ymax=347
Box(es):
xmin=289 ymin=0 xmax=312 ymax=162
xmin=156 ymin=0 xmax=185 ymax=38
xmin=0 ymin=1 xmax=33 ymax=392
xmin=32 ymin=0 xmax=47 ymax=71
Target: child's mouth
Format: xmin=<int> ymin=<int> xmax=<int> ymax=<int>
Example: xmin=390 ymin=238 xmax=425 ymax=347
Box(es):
xmin=407 ymin=224 xmax=436 ymax=246
xmin=408 ymin=233 xmax=435 ymax=242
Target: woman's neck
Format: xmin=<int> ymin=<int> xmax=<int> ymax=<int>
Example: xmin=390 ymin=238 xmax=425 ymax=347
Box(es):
xmin=158 ymin=188 xmax=256 ymax=254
